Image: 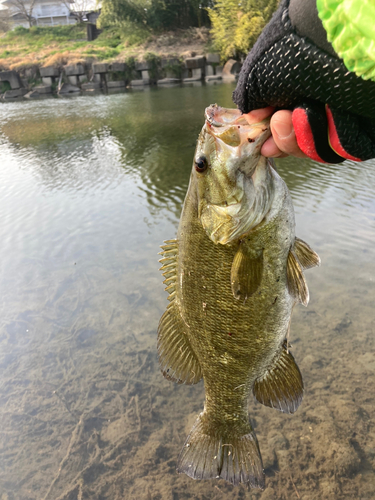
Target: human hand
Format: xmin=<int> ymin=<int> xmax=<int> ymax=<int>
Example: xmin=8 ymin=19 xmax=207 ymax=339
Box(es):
xmin=233 ymin=0 xmax=375 ymax=163
xmin=245 ymin=107 xmax=307 ymax=159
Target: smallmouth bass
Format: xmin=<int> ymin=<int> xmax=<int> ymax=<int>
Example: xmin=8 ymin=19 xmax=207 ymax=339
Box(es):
xmin=158 ymin=105 xmax=320 ymax=488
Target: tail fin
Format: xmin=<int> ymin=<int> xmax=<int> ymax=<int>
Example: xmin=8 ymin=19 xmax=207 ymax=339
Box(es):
xmin=177 ymin=413 xmax=264 ymax=488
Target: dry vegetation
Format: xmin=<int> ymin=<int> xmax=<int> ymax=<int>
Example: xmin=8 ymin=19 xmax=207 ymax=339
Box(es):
xmin=0 ymin=24 xmax=211 ymax=72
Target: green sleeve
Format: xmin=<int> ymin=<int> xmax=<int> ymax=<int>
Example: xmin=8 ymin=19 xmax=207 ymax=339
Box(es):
xmin=317 ymin=0 xmax=375 ymax=81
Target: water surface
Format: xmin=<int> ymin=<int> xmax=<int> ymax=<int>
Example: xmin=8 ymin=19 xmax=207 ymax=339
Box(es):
xmin=1 ymin=84 xmax=375 ymax=500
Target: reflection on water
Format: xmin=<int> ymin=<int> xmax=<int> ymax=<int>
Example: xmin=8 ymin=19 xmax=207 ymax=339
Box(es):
xmin=1 ymin=84 xmax=375 ymax=500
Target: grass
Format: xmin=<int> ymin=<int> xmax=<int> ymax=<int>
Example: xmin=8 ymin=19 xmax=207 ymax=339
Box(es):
xmin=0 ymin=24 xmax=129 ymax=70
xmin=0 ymin=23 xmax=211 ymax=72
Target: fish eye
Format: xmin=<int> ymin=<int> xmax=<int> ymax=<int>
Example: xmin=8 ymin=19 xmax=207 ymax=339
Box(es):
xmin=194 ymin=156 xmax=208 ymax=173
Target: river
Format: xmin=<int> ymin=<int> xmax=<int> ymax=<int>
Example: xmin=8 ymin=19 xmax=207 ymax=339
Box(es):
xmin=1 ymin=83 xmax=375 ymax=500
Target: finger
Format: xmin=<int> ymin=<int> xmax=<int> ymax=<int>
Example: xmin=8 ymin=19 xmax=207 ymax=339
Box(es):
xmin=243 ymin=106 xmax=275 ymax=124
xmin=270 ymin=110 xmax=308 ymax=158
xmin=261 ymin=136 xmax=289 ymax=158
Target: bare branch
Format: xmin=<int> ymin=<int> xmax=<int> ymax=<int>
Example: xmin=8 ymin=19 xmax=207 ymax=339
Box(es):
xmin=5 ymin=0 xmax=37 ymax=27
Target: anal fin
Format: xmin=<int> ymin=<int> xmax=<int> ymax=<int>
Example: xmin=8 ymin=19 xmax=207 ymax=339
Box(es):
xmin=287 ymin=248 xmax=309 ymax=306
xmin=231 ymin=243 xmax=263 ymax=301
xmin=253 ymin=341 xmax=303 ymax=414
xmin=294 ymin=237 xmax=320 ymax=269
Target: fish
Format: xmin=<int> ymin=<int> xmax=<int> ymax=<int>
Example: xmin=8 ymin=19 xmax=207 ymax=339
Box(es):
xmin=157 ymin=104 xmax=320 ymax=488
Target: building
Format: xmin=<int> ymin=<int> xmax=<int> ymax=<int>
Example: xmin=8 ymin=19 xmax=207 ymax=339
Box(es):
xmin=1 ymin=0 xmax=77 ymax=28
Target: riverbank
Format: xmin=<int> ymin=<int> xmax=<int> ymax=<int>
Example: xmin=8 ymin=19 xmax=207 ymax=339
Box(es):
xmin=0 ymin=24 xmax=212 ymax=73
xmin=0 ymin=24 xmax=234 ymax=99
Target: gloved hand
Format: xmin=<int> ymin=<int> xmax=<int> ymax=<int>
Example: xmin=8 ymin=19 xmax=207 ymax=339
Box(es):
xmin=233 ymin=0 xmax=375 ymax=163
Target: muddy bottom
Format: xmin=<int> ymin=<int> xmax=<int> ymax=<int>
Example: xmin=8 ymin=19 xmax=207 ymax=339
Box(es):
xmin=2 ymin=276 xmax=375 ymax=500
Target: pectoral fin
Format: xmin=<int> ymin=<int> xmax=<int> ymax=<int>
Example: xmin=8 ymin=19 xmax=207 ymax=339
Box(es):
xmin=231 ymin=244 xmax=263 ymax=301
xmin=253 ymin=341 xmax=303 ymax=414
xmin=158 ymin=239 xmax=202 ymax=385
xmin=287 ymin=249 xmax=309 ymax=306
xmin=294 ymin=237 xmax=320 ymax=270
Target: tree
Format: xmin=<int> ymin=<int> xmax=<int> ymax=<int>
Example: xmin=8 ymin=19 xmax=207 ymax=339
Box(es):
xmin=62 ymin=0 xmax=92 ymax=23
xmin=0 ymin=9 xmax=11 ymax=32
xmin=4 ymin=0 xmax=37 ymax=27
xmin=209 ymin=0 xmax=279 ymax=60
xmin=98 ymin=0 xmax=212 ymax=32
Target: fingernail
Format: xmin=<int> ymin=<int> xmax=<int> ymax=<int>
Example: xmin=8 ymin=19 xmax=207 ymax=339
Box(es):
xmin=272 ymin=118 xmax=293 ymax=139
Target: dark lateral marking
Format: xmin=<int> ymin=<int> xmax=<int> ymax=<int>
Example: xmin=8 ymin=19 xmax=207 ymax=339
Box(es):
xmin=247 ymin=137 xmax=255 ymax=143
xmin=273 ymin=296 xmax=278 ymax=305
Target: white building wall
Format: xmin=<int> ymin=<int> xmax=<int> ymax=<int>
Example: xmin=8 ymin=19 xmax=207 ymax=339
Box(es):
xmin=2 ymin=0 xmax=76 ymax=27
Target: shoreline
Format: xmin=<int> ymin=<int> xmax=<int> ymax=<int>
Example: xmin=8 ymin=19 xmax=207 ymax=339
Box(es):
xmin=0 ymin=55 xmax=241 ymax=100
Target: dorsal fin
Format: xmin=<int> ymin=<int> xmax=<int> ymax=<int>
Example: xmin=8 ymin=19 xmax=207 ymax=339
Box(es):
xmin=158 ymin=239 xmax=202 ymax=385
xmin=287 ymin=249 xmax=309 ymax=306
xmin=294 ymin=237 xmax=320 ymax=270
xmin=159 ymin=239 xmax=178 ymax=301
xmin=253 ymin=341 xmax=303 ymax=414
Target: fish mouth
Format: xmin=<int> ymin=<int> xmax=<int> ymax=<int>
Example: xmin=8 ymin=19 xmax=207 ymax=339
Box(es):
xmin=205 ymin=105 xmax=248 ymax=127
xmin=204 ymin=104 xmax=271 ymax=149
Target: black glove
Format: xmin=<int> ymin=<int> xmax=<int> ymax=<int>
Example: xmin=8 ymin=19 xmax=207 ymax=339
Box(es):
xmin=233 ymin=0 xmax=375 ymax=163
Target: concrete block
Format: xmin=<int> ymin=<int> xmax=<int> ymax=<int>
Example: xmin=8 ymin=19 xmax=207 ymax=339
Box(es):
xmin=58 ymin=83 xmax=80 ymax=94
xmin=65 ymin=64 xmax=85 ymax=76
xmin=68 ymin=75 xmax=78 ymax=85
xmin=185 ymin=56 xmax=206 ymax=69
xmin=192 ymin=68 xmax=202 ymax=79
xmin=160 ymin=58 xmax=182 ymax=78
xmin=3 ymin=88 xmax=28 ymax=99
xmin=141 ymin=70 xmax=150 ymax=82
xmin=157 ymin=78 xmax=180 ymax=85
xmin=0 ymin=70 xmax=23 ymax=89
xmin=107 ymin=81 xmax=125 ymax=88
xmin=40 ymin=66 xmax=59 ymax=78
xmin=135 ymin=61 xmax=150 ymax=71
xmin=205 ymin=65 xmax=214 ymax=76
xmin=130 ymin=79 xmax=145 ymax=86
xmin=92 ymin=63 xmax=108 ymax=74
xmin=34 ymin=85 xmax=52 ymax=94
xmin=81 ymin=82 xmax=101 ymax=90
xmin=94 ymin=74 xmax=101 ymax=83
xmin=42 ymin=77 xmax=53 ymax=85
xmin=205 ymin=75 xmax=222 ymax=82
xmin=206 ymin=53 xmax=220 ymax=64
xmin=161 ymin=57 xmax=180 ymax=68
xmin=110 ymin=62 xmax=126 ymax=72
xmin=183 ymin=76 xmax=202 ymax=83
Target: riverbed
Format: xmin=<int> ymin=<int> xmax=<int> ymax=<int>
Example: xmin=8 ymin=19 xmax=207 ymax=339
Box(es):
xmin=1 ymin=83 xmax=375 ymax=500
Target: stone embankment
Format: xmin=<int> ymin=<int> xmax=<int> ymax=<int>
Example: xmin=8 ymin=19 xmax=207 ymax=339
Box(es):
xmin=0 ymin=55 xmax=242 ymax=100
